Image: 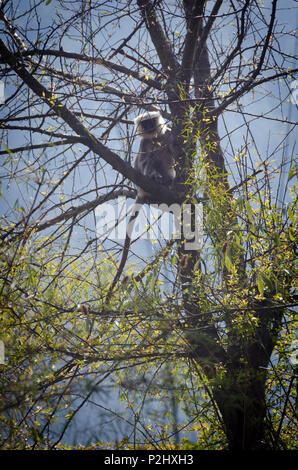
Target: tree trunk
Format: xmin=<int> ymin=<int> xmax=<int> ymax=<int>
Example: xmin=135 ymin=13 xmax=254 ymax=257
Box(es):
xmin=213 ymin=367 xmax=269 ymax=450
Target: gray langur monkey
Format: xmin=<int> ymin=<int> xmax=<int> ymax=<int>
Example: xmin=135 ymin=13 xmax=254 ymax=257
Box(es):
xmin=105 ymin=111 xmax=176 ymax=303
xmin=133 ymin=111 xmax=176 ymax=197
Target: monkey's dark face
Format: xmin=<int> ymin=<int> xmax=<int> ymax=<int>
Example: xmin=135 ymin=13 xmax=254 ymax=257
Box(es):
xmin=140 ymin=117 xmax=159 ymax=135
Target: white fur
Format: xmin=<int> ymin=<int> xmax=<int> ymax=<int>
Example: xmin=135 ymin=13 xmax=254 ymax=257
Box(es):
xmin=134 ymin=111 xmax=166 ymax=137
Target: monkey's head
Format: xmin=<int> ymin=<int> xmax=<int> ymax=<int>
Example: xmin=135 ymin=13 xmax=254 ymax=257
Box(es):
xmin=134 ymin=111 xmax=166 ymax=138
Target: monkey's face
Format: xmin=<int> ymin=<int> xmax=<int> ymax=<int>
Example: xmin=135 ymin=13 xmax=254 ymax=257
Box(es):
xmin=139 ymin=117 xmax=159 ymax=136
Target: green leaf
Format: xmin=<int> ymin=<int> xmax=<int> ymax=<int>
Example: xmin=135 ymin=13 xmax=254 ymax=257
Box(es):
xmin=288 ymin=207 xmax=294 ymax=224
xmin=224 ymin=252 xmax=233 ymax=272
xmin=288 ymin=166 xmax=297 ymax=181
xmin=289 ymin=228 xmax=295 ymax=241
xmin=257 ymin=272 xmax=264 ymax=296
xmin=262 ymin=273 xmax=275 ymax=292
xmin=245 ymin=200 xmax=254 ymax=223
xmin=273 ymin=232 xmax=281 ymax=246
xmin=3 ymin=144 xmax=12 ymax=154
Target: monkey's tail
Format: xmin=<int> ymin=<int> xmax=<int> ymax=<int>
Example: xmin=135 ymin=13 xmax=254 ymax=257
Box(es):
xmin=105 ymin=202 xmax=141 ymax=304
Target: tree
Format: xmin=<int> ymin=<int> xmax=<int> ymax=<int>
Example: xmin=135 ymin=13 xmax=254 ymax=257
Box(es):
xmin=0 ymin=0 xmax=297 ymax=450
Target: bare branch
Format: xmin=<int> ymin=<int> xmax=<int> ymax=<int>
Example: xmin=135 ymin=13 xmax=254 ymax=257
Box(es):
xmin=181 ymin=0 xmax=205 ymax=89
xmin=136 ymin=0 xmax=179 ymax=76
xmin=14 ymin=48 xmax=162 ymax=90
xmin=0 ymin=38 xmax=178 ymax=202
xmin=33 ymin=189 xmax=136 ymax=233
xmin=212 ymin=0 xmax=279 ymax=115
